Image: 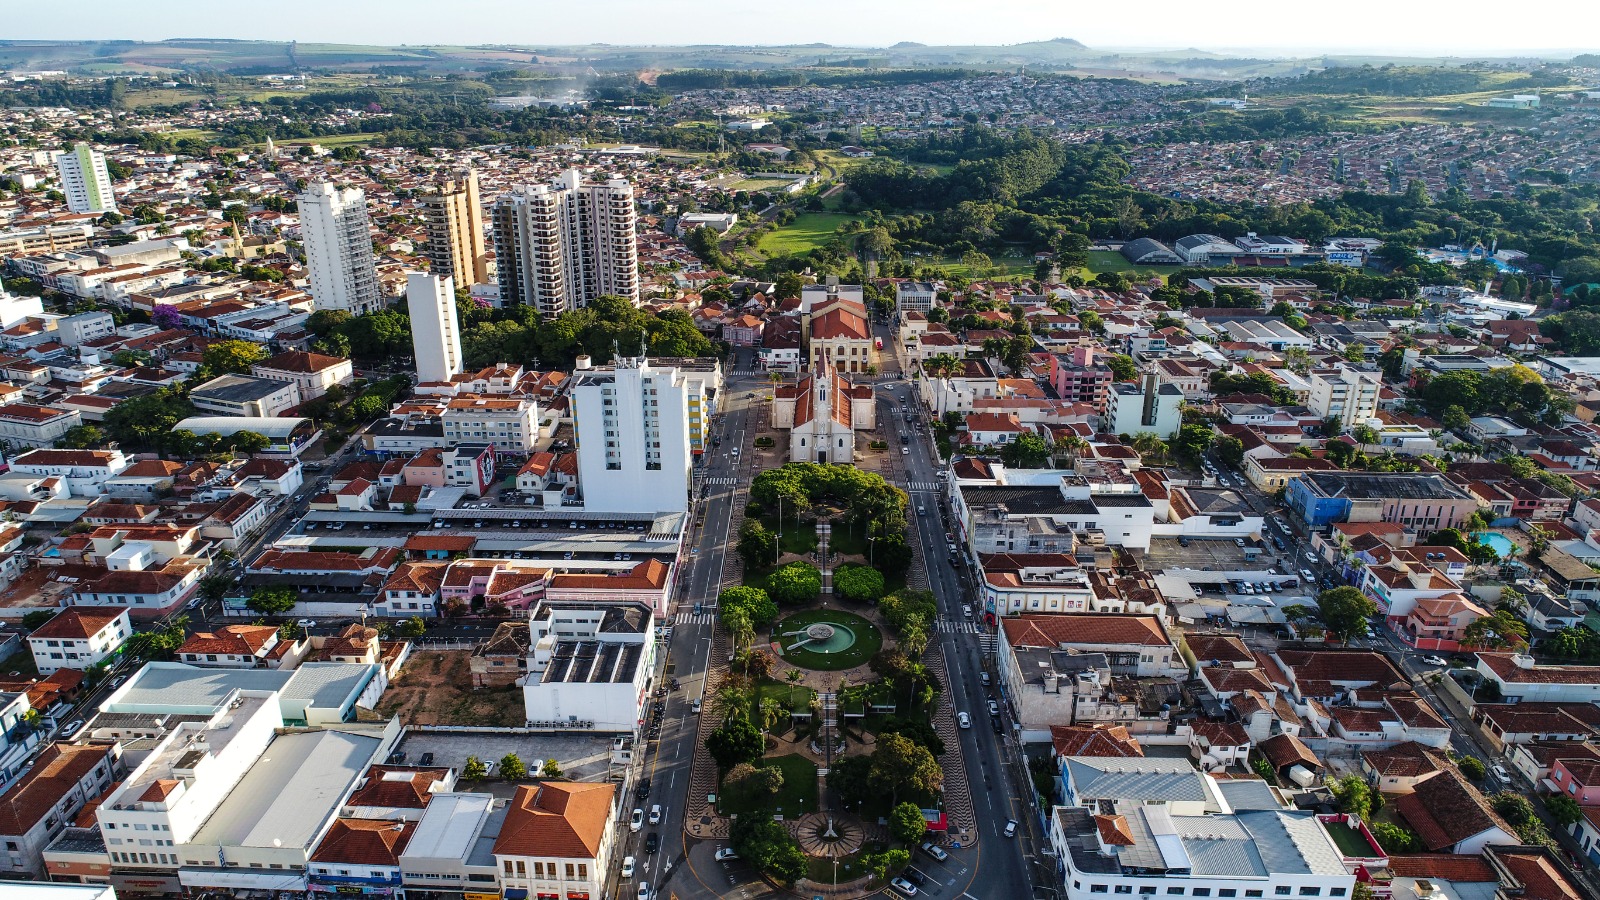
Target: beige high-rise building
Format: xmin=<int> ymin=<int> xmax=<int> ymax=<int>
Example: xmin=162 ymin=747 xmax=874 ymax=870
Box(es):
xmin=492 ymin=169 xmax=639 ymax=319
xmin=420 ymin=170 xmax=488 ymax=287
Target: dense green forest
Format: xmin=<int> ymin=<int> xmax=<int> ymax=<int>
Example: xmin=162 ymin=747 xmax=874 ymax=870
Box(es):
xmin=832 ymin=128 xmax=1600 ymax=283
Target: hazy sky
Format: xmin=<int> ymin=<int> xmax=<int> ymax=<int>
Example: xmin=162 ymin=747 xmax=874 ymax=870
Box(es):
xmin=9 ymin=0 xmax=1593 ymax=56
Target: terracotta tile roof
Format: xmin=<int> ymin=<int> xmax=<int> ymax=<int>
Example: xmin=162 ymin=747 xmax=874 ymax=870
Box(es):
xmin=1095 ymin=814 xmax=1136 ymax=846
xmin=1475 ymin=702 xmax=1600 ymax=736
xmin=1049 ymin=724 xmax=1143 ymax=759
xmin=0 ymin=742 xmax=115 ymax=835
xmin=1496 ymin=851 xmax=1583 ymax=900
xmin=493 ymin=782 xmax=615 ymax=859
xmin=28 ymin=608 xmax=122 ymax=640
xmin=1393 ymin=769 xmax=1511 ymax=851
xmin=1186 ymin=634 xmax=1254 ymax=665
xmin=1190 ymin=720 xmax=1250 ymax=748
xmin=138 ymin=778 xmax=182 ymax=803
xmin=116 ymin=459 xmax=184 ymax=478
xmin=402 ymin=535 xmax=475 ymax=554
xmin=177 ymin=624 xmax=278 ymax=657
xmin=309 ymin=818 xmax=415 ymax=866
xmin=1002 ymin=614 xmax=1170 ymax=649
xmin=1361 ymin=741 xmax=1445 ymax=779
xmin=1479 ymin=653 xmax=1600 ymax=685
xmin=1275 ymin=649 xmax=1409 ymax=696
xmin=1257 ymin=732 xmax=1319 ymax=771
xmin=346 ymin=766 xmax=451 ymax=809
xmin=257 ymin=350 xmax=348 ymax=374
xmin=1202 ymin=667 xmax=1274 ymax=695
xmin=550 ymin=558 xmax=669 ymax=592
xmin=1385 ymin=854 xmax=1497 ymax=881
xmin=810 ymin=307 xmax=869 ymax=340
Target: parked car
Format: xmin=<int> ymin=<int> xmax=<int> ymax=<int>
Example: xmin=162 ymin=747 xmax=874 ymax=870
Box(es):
xmin=296 ymin=619 xmax=317 ymax=628
xmin=61 ymin=719 xmax=85 ymax=738
xmin=957 ymin=711 xmax=971 ymax=729
xmin=889 ymin=877 xmax=919 ymax=897
xmin=715 ymin=847 xmax=739 ymax=862
xmin=635 ymin=778 xmax=651 ymax=800
xmin=629 ymin=808 xmax=644 ymax=832
xmin=621 ymin=856 xmax=636 ymax=878
xmin=1003 ymin=820 xmax=1018 ymax=838
xmin=920 ymin=842 xmax=949 ymax=862
xmin=988 ymin=700 xmax=1000 ymax=717
xmin=1422 ymin=655 xmax=1449 ymax=667
xmin=979 ymin=672 xmax=990 ymax=686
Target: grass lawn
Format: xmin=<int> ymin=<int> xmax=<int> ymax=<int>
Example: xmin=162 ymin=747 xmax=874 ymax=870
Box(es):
xmin=731 ymin=177 xmax=798 ymax=192
xmin=757 ymin=679 xmax=816 ymax=715
xmin=1086 ymin=250 xmax=1182 ymax=280
xmin=807 ymin=840 xmax=885 ymax=884
xmin=759 ymin=212 xmax=859 ymax=256
xmin=773 ymin=609 xmax=883 ymax=671
xmin=759 ymin=515 xmax=821 ymax=555
xmin=718 ymin=753 xmax=819 ymax=818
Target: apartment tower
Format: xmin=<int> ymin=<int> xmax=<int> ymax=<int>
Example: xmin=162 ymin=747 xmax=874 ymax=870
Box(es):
xmin=570 ymin=355 xmax=690 ymax=514
xmin=56 ymin=144 xmax=117 ymax=214
xmin=492 ymin=169 xmax=639 ymax=318
xmin=420 ymin=170 xmax=489 ymax=287
xmin=407 ymin=272 xmax=464 ymax=384
xmin=298 ymin=182 xmax=381 ymax=316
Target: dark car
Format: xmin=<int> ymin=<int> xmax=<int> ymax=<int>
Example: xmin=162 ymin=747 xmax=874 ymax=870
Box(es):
xmin=636 ymin=778 xmax=652 ymax=800
xmin=992 ymin=717 xmax=1004 ymax=735
xmin=645 ymin=833 xmax=660 ymax=854
xmin=418 ymin=752 xmax=435 ymax=767
xmin=901 ymin=868 xmax=928 ymax=887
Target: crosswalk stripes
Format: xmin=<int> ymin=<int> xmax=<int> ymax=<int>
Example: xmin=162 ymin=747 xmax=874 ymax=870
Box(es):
xmin=673 ymin=612 xmax=717 ymax=625
xmin=696 ymin=477 xmax=739 ymax=487
xmin=906 ymin=481 xmax=941 ymax=492
xmin=936 ymin=620 xmax=982 ymax=634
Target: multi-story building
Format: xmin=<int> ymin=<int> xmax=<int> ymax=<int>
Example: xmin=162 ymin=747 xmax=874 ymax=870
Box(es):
xmin=1049 ymin=347 xmax=1114 ymax=411
xmin=0 ymin=404 xmax=82 ymax=448
xmin=0 ymin=691 xmax=44 ymax=791
xmin=1048 ymin=802 xmax=1354 ymax=900
xmin=1308 ymin=365 xmax=1381 ymax=430
xmin=1104 ymin=374 xmax=1183 ymax=439
xmin=1286 ymin=472 xmax=1477 ymax=531
xmin=571 ymin=355 xmax=691 ymax=514
xmin=189 ymin=374 xmax=302 ymax=418
xmin=56 ymin=144 xmax=116 ymax=214
xmin=806 ymin=306 xmax=874 ymax=374
xmin=0 ymin=742 xmax=122 ymax=879
xmin=520 ymin=602 xmax=656 ymax=730
xmin=440 ymin=396 xmax=538 ymax=453
xmin=407 ymin=272 xmax=464 ymax=384
xmin=895 ymin=281 xmax=937 ymax=318
xmin=251 ymin=350 xmax=354 ymax=402
xmin=954 ymin=476 xmax=1157 ymax=554
xmin=493 ymin=782 xmax=617 ymax=900
xmin=492 ymin=169 xmax=639 ymax=318
xmin=27 ymin=609 xmax=131 ymax=675
xmin=419 ymin=170 xmax=488 ymax=288
xmin=298 ymin=182 xmax=382 ymax=316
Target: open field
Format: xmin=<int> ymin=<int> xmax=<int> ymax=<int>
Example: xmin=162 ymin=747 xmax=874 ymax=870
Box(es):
xmin=758 ymin=212 xmax=859 ymax=256
xmin=375 ymin=650 xmax=526 ymax=726
xmin=1085 ymin=250 xmax=1181 ymax=279
xmin=731 ymin=177 xmax=800 ymax=192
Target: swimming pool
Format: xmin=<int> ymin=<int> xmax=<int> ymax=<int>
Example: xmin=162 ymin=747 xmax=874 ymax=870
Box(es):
xmin=1472 ymin=532 xmax=1515 ymax=559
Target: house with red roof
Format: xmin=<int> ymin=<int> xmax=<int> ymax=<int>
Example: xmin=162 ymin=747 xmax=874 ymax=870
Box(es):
xmin=493 ymin=782 xmax=618 ymax=900
xmin=27 ymin=608 xmax=130 ymax=674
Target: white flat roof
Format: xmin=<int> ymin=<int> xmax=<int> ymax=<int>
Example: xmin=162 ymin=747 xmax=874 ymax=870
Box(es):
xmin=187 ymin=728 xmax=381 ymax=852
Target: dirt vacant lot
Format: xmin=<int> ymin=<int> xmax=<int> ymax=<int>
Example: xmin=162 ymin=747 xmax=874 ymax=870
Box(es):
xmin=376 ymin=651 xmax=525 ymax=727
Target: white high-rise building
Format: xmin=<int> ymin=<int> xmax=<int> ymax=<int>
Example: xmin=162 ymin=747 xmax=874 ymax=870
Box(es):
xmin=1307 ymin=365 xmax=1381 ymax=431
xmin=571 ymin=356 xmax=690 ymax=514
xmin=297 ymin=182 xmax=381 ymax=316
xmin=492 ymin=169 xmax=639 ymax=319
xmin=407 ymin=272 xmax=463 ymax=384
xmin=56 ymin=144 xmax=116 ymax=214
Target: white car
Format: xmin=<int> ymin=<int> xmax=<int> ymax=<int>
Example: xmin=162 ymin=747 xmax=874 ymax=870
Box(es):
xmin=648 ymin=804 xmax=662 ymax=825
xmin=1492 ymin=764 xmax=1512 ymax=784
xmin=629 ymin=808 xmax=644 ymax=832
xmin=1004 ymin=820 xmax=1019 ymax=838
xmin=620 ymin=856 xmax=636 ymax=878
xmin=637 ymin=883 xmax=651 ymax=900
xmin=957 ymin=711 xmax=971 ymax=729
xmin=889 ymin=877 xmax=919 ymax=897
xmin=920 ymin=841 xmax=949 ymax=862
xmin=296 ymin=619 xmax=317 ymax=628
xmin=901 ymin=447 xmax=910 ymax=455
xmin=1422 ymin=655 xmax=1449 ymax=667
xmin=714 ymin=847 xmax=739 ymax=862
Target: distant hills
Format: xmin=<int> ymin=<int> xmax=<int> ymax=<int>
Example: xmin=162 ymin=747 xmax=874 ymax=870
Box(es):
xmin=0 ymin=38 xmax=1585 ymax=81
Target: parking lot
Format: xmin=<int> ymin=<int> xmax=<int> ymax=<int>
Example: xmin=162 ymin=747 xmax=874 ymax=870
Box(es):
xmin=395 ymin=730 xmax=623 ymax=781
xmin=1143 ymin=536 xmax=1262 ymax=572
